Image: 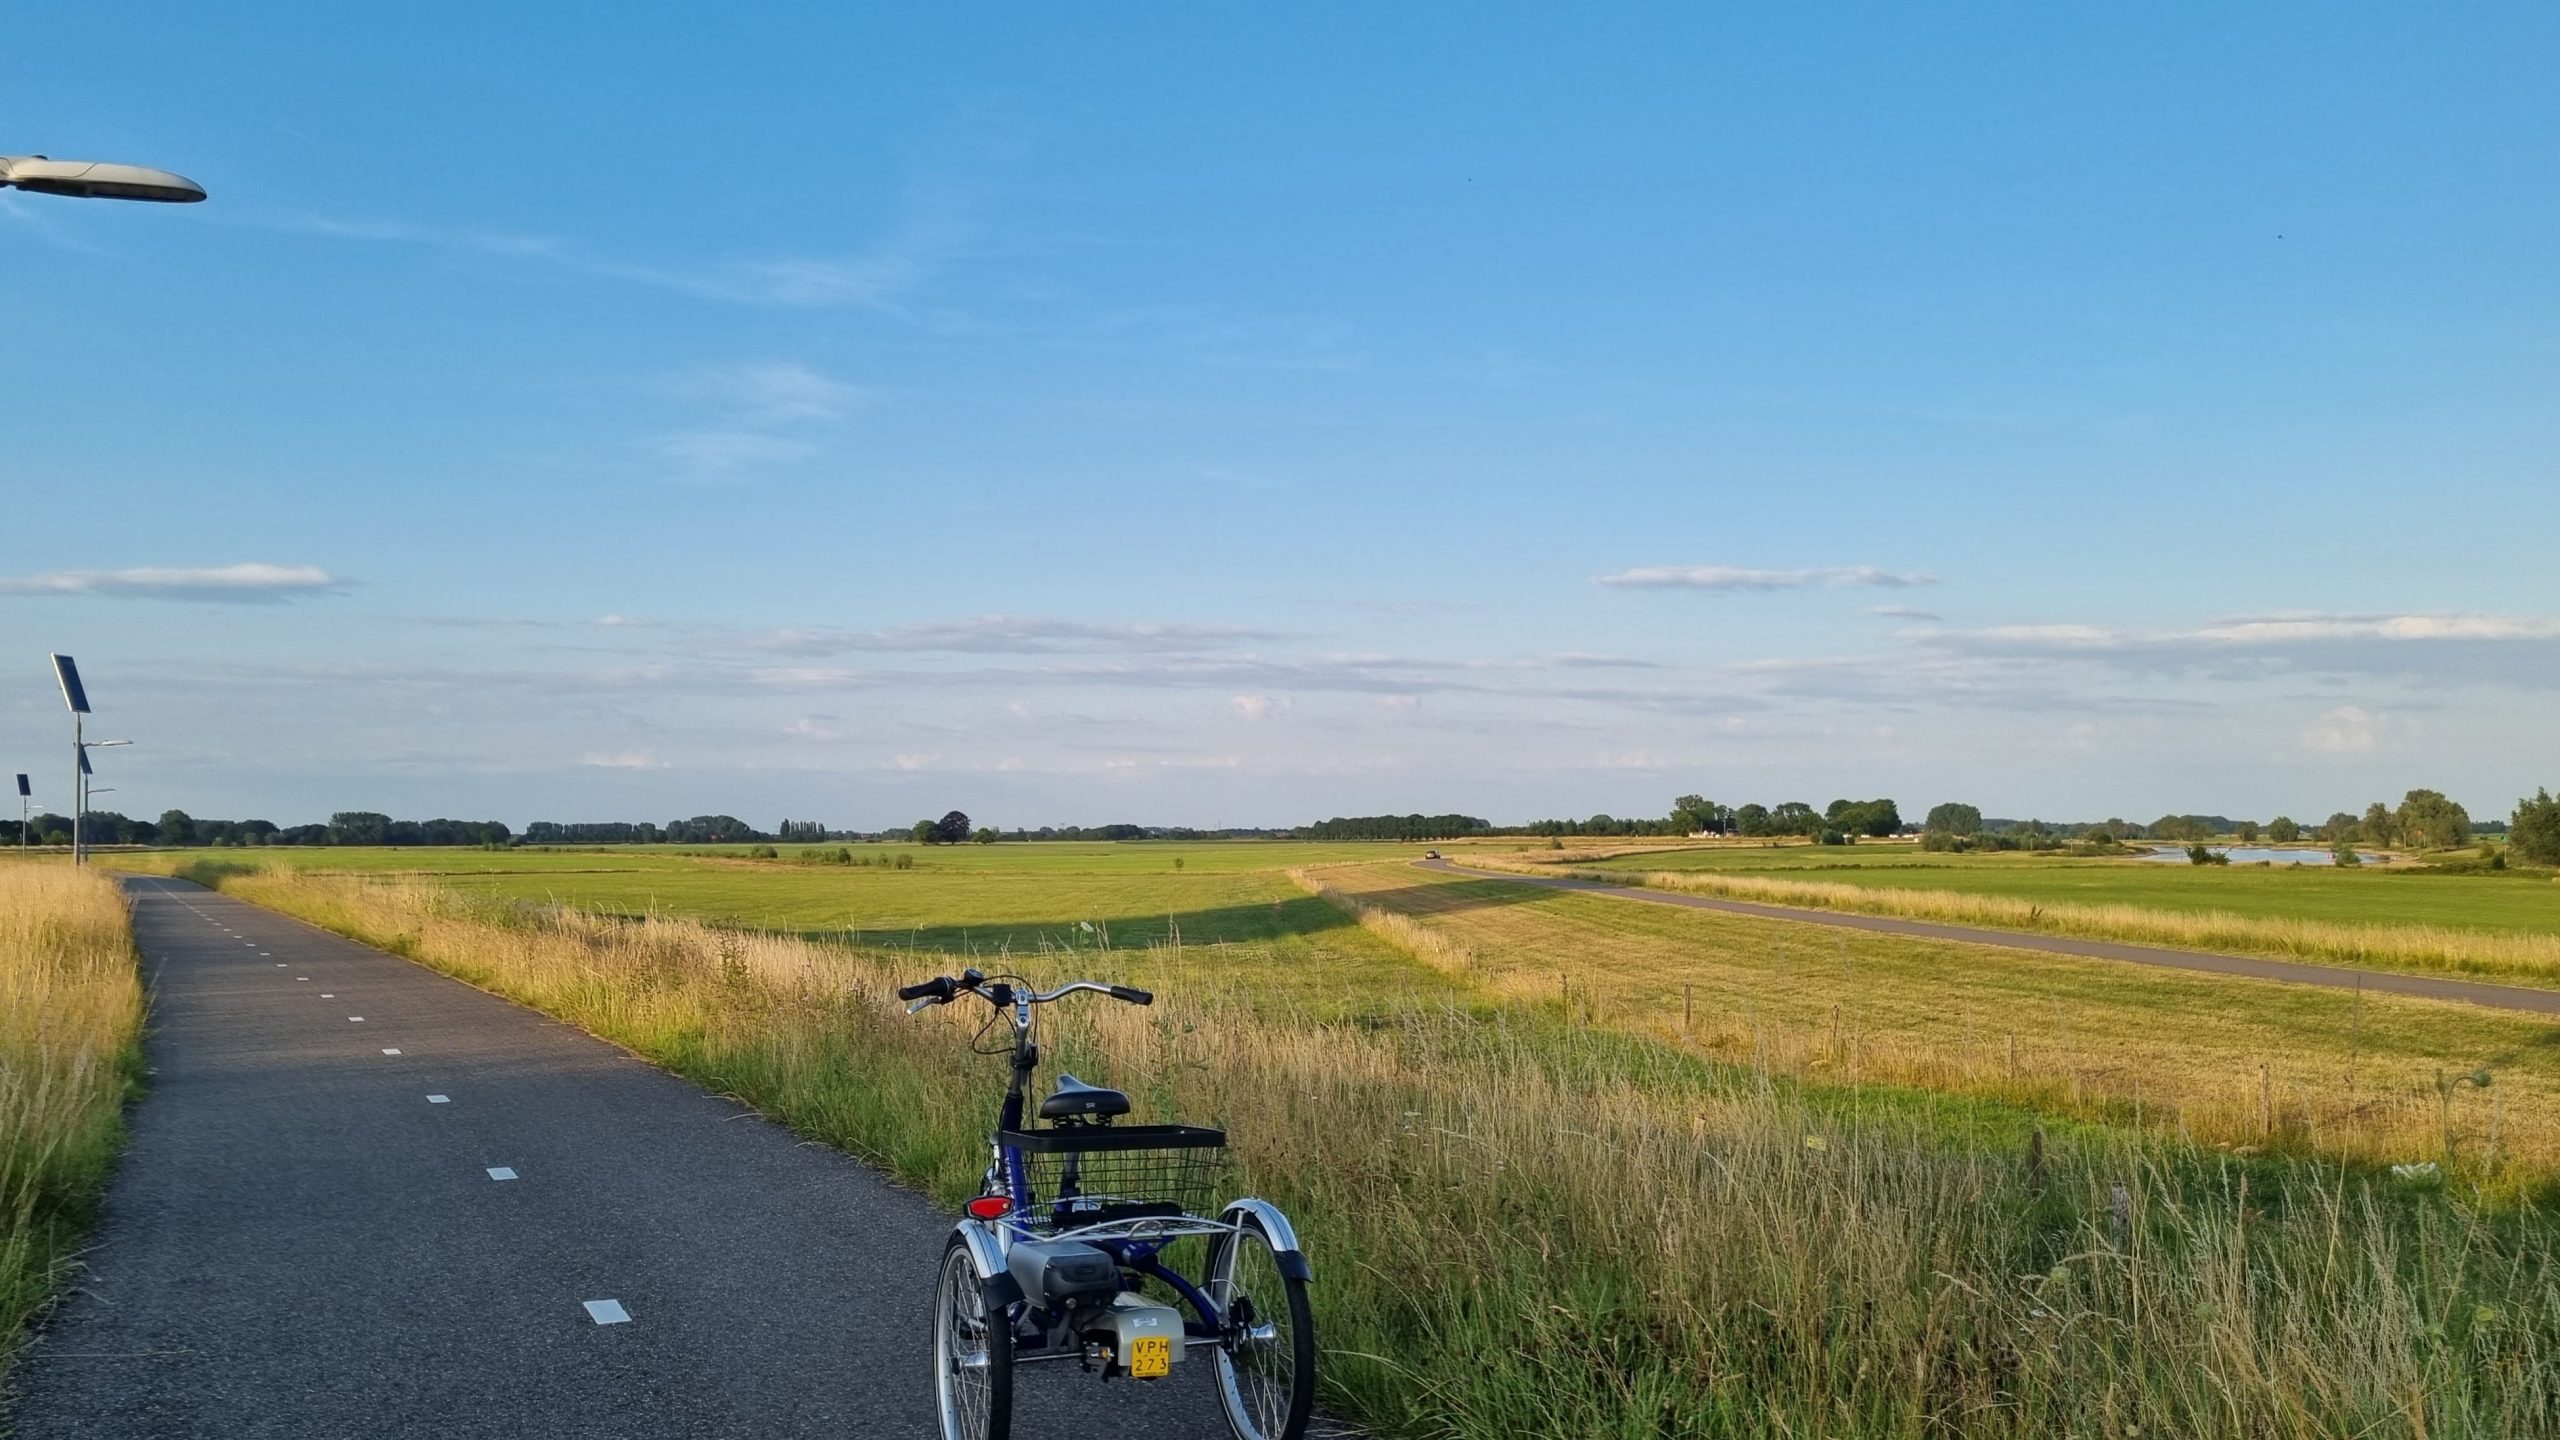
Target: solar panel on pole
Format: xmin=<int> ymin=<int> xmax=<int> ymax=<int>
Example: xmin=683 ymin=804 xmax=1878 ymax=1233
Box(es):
xmin=52 ymin=654 xmax=91 ymax=714
xmin=13 ymin=774 xmax=25 ymax=797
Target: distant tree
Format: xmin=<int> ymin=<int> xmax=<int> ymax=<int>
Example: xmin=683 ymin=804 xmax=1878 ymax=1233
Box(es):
xmin=973 ymin=824 xmax=999 ymax=844
xmin=935 ymin=810 xmax=972 ymax=845
xmin=2267 ymin=816 xmax=2301 ymax=843
xmin=2361 ymin=801 xmax=2398 ymax=848
xmin=327 ymin=811 xmax=392 ymax=846
xmin=2149 ymin=814 xmax=2213 ymax=843
xmin=1923 ymin=802 xmax=1983 ymax=835
xmin=157 ymin=809 xmax=198 ymax=847
xmin=2331 ymin=838 xmax=2363 ymax=867
xmin=1768 ymin=802 xmax=1821 ymax=836
xmin=2510 ymin=789 xmax=2560 ymax=867
xmin=1670 ymin=795 xmax=1730 ymax=834
xmin=1733 ymin=803 xmax=1772 ymax=837
xmin=2393 ymin=789 xmax=2471 ymax=851
xmin=911 ymin=819 xmax=940 ymax=845
xmin=2319 ymin=811 xmax=2359 ymax=843
xmin=2234 ymin=820 xmax=2260 ymax=843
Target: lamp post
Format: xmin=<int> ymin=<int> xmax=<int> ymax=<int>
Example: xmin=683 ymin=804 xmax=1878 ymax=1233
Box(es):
xmin=0 ymin=155 xmax=205 ymax=203
xmin=74 ymin=741 xmax=132 ymax=861
xmin=16 ymin=156 xmax=200 ymax=862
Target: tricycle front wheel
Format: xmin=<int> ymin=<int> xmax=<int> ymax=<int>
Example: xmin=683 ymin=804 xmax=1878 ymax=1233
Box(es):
xmin=1207 ymin=1215 xmax=1315 ymax=1440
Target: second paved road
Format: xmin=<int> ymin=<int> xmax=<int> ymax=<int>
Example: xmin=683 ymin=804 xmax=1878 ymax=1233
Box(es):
xmin=6 ymin=876 xmax=1258 ymax=1439
xmin=1419 ymin=857 xmax=2560 ymax=1017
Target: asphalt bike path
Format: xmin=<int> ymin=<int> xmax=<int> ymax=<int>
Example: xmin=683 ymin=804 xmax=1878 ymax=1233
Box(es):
xmin=1418 ymin=859 xmax=2560 ymax=1017
xmin=5 ymin=876 xmax=1250 ymax=1438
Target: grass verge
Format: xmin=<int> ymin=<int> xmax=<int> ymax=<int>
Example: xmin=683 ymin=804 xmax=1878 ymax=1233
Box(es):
xmin=178 ymin=860 xmax=2560 ymax=1438
xmin=0 ymin=863 xmax=145 ymax=1375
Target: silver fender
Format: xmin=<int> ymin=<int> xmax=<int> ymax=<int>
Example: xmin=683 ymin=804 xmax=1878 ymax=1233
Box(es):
xmin=952 ymin=1218 xmax=1024 ymax=1308
xmin=1220 ymin=1198 xmax=1311 ymax=1282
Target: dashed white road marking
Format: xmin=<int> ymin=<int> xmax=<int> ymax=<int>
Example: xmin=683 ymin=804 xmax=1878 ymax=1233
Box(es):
xmin=321 ymin=993 xmax=335 ymax=998
xmin=427 ymin=1095 xmax=450 ymax=1104
xmin=348 ymin=1016 xmax=365 ymax=1022
xmin=381 ymin=1048 xmax=402 ymax=1055
xmin=583 ymin=1300 xmax=631 ymax=1325
xmin=487 ymin=1167 xmax=518 ymax=1181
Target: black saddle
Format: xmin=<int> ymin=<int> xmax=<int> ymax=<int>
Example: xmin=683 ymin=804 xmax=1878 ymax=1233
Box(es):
xmin=1039 ymin=1073 xmax=1131 ymax=1121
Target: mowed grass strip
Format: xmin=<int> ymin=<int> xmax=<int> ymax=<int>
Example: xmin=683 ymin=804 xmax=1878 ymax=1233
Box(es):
xmin=0 ymin=862 xmax=145 ymax=1372
xmin=1572 ymin=839 xmax=2560 ymax=934
xmin=175 ymin=863 xmax=2560 ymax=1439
xmin=1473 ymin=850 xmax=2560 ymax=987
xmin=1311 ymin=861 xmax=2560 ymax=1187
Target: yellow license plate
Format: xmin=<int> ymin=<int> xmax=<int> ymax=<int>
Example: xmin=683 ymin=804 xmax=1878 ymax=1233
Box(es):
xmin=1127 ymin=1335 xmax=1172 ymax=1378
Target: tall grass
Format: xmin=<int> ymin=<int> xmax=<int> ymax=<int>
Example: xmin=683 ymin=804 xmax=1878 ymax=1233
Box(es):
xmin=0 ymin=863 xmax=145 ymax=1369
xmin=190 ymin=864 xmax=2560 ymax=1438
xmin=1475 ymin=854 xmax=2560 ymax=987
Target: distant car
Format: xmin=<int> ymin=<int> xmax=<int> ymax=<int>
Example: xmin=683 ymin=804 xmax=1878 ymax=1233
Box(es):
xmin=1424 ymin=849 xmax=1442 ymax=859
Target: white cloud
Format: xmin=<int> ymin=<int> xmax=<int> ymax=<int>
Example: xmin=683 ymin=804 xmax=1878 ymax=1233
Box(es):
xmin=1596 ymin=565 xmax=1936 ymax=592
xmin=1230 ymin=694 xmax=1288 ymax=720
xmin=784 ymin=717 xmax=846 ymax=741
xmin=1870 ymin=605 xmax=1943 ymax=622
xmin=0 ymin=562 xmax=343 ymax=602
xmin=2302 ymin=706 xmax=2380 ymax=755
xmin=891 ymin=753 xmax=938 ymax=771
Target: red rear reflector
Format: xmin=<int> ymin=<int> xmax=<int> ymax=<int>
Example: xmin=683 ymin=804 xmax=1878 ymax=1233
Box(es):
xmin=966 ymin=1196 xmax=1013 ymax=1221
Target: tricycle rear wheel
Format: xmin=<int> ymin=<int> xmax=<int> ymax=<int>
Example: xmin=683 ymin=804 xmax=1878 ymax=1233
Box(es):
xmin=1207 ymin=1216 xmax=1315 ymax=1440
xmin=933 ymin=1233 xmax=1013 ymax=1440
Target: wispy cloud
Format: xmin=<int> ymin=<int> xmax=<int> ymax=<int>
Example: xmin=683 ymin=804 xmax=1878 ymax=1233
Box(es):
xmin=0 ymin=562 xmax=344 ymax=602
xmin=649 ymin=430 xmax=822 ymax=476
xmin=578 ymin=750 xmax=666 ymax=770
xmin=1870 ymin=605 xmax=1943 ymax=622
xmin=753 ymin=615 xmax=1291 ymax=657
xmin=697 ymin=362 xmax=870 ymax=424
xmin=1922 ymin=612 xmax=2560 ymax=687
xmin=1596 ymin=565 xmax=1936 ymax=592
xmin=283 ymin=202 xmax=961 ymax=312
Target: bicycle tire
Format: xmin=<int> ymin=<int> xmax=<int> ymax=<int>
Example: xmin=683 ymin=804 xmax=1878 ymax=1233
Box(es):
xmin=933 ymin=1233 xmax=1013 ymax=1440
xmin=1207 ymin=1216 xmax=1315 ymax=1440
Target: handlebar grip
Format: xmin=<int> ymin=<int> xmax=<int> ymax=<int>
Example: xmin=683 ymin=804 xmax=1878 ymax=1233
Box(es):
xmin=897 ymin=977 xmax=951 ymax=1002
xmin=1108 ymin=985 xmax=1154 ymax=1006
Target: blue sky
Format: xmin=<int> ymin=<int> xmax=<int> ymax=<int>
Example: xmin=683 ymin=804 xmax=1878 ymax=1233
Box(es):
xmin=5 ymin=4 xmax=2555 ymax=830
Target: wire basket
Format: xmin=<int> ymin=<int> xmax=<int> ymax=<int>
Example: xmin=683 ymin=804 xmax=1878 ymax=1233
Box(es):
xmin=1001 ymin=1124 xmax=1228 ymax=1229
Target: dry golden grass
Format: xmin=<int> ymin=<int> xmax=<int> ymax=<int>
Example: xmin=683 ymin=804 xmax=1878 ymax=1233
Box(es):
xmin=0 ymin=862 xmax=144 ymax=1366
xmin=1469 ymin=851 xmax=2560 ymax=986
xmin=186 ymin=865 xmax=2560 ymax=1438
xmin=1312 ymin=861 xmax=2560 ymax=1187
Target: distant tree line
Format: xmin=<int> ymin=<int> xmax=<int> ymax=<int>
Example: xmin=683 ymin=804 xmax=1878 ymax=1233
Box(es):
xmin=1303 ymin=814 xmax=1494 ymax=841
xmin=1513 ymin=796 xmax=1904 ymax=845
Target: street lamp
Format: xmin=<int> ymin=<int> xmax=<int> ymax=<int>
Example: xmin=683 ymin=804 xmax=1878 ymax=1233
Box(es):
xmin=0 ymin=154 xmax=205 ymax=203
xmin=75 ymin=740 xmax=131 ymax=860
